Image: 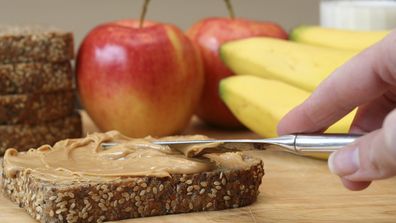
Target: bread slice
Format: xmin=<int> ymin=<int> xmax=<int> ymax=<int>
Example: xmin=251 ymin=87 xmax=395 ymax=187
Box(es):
xmin=0 ymin=25 xmax=73 ymax=63
xmin=1 ymin=132 xmax=264 ymax=223
xmin=0 ymin=61 xmax=72 ymax=94
xmin=0 ymin=112 xmax=82 ymax=154
xmin=0 ymin=91 xmax=75 ymax=125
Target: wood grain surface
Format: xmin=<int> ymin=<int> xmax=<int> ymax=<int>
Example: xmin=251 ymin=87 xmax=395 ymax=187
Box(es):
xmin=1 ymin=111 xmax=396 ymax=223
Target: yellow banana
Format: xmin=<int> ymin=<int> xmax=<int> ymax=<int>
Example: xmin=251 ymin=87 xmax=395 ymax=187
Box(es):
xmin=291 ymin=25 xmax=389 ymax=51
xmin=220 ymin=37 xmax=356 ymax=92
xmin=220 ymin=75 xmax=355 ymax=159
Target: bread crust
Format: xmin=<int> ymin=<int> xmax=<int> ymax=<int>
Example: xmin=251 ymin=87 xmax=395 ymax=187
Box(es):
xmin=0 ymin=62 xmax=72 ymax=94
xmin=0 ymin=91 xmax=75 ymax=125
xmin=2 ymin=156 xmax=263 ymax=223
xmin=0 ymin=112 xmax=82 ymax=154
xmin=0 ymin=26 xmax=74 ymax=63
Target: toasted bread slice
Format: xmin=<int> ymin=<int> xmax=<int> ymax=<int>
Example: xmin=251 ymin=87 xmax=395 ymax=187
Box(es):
xmin=0 ymin=62 xmax=72 ymax=94
xmin=2 ymin=132 xmax=264 ymax=223
xmin=0 ymin=91 xmax=75 ymax=125
xmin=0 ymin=25 xmax=73 ymax=63
xmin=0 ymin=112 xmax=82 ymax=154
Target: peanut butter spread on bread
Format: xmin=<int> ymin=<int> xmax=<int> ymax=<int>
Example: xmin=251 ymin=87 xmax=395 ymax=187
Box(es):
xmin=4 ymin=131 xmax=255 ymax=182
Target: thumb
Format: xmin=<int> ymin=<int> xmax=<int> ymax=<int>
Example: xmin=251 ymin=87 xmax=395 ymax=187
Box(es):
xmin=328 ymin=109 xmax=396 ymax=184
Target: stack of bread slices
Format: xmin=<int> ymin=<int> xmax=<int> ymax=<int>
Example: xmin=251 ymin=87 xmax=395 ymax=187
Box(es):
xmin=0 ymin=25 xmax=82 ymax=155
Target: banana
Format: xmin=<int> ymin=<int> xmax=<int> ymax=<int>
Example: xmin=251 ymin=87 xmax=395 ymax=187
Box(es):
xmin=220 ymin=75 xmax=355 ymax=159
xmin=291 ymin=25 xmax=389 ymax=51
xmin=220 ymin=37 xmax=356 ymax=92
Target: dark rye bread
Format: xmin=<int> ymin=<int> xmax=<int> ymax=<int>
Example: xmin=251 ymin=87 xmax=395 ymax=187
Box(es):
xmin=0 ymin=25 xmax=74 ymax=63
xmin=1 ymin=157 xmax=263 ymax=223
xmin=0 ymin=61 xmax=72 ymax=94
xmin=0 ymin=91 xmax=75 ymax=125
xmin=0 ymin=112 xmax=82 ymax=154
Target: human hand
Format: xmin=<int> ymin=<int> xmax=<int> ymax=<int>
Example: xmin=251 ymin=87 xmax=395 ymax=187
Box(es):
xmin=277 ymin=31 xmax=396 ymax=191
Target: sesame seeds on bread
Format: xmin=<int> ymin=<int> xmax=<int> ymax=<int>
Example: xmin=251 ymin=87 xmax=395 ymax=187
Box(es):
xmin=0 ymin=61 xmax=72 ymax=94
xmin=0 ymin=91 xmax=75 ymax=125
xmin=1 ymin=132 xmax=264 ymax=222
xmin=2 ymin=161 xmax=263 ymax=223
xmin=0 ymin=25 xmax=81 ymax=152
xmin=0 ymin=112 xmax=82 ymax=154
xmin=0 ymin=25 xmax=74 ymax=64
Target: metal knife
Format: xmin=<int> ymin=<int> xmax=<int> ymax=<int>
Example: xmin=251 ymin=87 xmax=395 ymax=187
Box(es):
xmin=101 ymin=133 xmax=361 ymax=155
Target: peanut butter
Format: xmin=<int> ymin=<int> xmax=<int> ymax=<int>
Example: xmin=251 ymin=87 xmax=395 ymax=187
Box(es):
xmin=3 ymin=131 xmax=255 ymax=182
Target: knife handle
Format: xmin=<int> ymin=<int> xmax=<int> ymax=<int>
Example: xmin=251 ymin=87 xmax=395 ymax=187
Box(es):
xmin=294 ymin=134 xmax=362 ymax=153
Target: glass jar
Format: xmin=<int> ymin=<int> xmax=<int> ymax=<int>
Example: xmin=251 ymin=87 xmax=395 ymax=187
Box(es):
xmin=320 ymin=0 xmax=396 ymax=30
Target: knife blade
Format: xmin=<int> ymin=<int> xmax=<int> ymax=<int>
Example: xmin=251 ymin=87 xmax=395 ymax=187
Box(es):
xmin=101 ymin=133 xmax=361 ymax=155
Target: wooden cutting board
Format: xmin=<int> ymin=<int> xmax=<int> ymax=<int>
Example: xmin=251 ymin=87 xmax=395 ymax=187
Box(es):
xmin=1 ymin=112 xmax=396 ymax=222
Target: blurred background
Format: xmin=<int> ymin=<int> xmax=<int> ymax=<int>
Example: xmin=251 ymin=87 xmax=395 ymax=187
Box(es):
xmin=0 ymin=0 xmax=319 ymax=48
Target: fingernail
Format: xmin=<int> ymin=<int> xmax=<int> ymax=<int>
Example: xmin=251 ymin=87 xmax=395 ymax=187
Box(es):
xmin=328 ymin=147 xmax=360 ymax=176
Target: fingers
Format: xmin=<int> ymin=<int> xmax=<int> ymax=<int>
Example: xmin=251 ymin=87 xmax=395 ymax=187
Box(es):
xmin=340 ymin=178 xmax=371 ymax=191
xmin=328 ymin=109 xmax=396 ymax=187
xmin=278 ymin=31 xmax=396 ymax=135
xmin=349 ymin=91 xmax=396 ymax=133
xmin=328 ymin=142 xmax=360 ymax=176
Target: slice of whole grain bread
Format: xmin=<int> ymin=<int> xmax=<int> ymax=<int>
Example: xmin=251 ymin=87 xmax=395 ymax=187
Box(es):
xmin=0 ymin=61 xmax=72 ymax=94
xmin=0 ymin=25 xmax=74 ymax=63
xmin=0 ymin=91 xmax=75 ymax=125
xmin=0 ymin=112 xmax=82 ymax=154
xmin=2 ymin=155 xmax=263 ymax=223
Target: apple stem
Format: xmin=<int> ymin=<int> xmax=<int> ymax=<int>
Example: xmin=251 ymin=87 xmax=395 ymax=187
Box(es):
xmin=224 ymin=0 xmax=235 ymax=19
xmin=139 ymin=0 xmax=151 ymax=28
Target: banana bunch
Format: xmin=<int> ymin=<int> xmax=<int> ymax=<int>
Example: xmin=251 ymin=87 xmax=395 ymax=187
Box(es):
xmin=219 ymin=26 xmax=390 ymax=158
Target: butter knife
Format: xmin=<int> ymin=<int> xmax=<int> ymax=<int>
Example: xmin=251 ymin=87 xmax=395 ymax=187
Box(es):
xmin=102 ymin=133 xmax=361 ymax=155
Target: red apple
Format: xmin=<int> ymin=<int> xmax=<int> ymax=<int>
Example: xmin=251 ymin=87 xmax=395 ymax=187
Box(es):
xmin=77 ymin=20 xmax=204 ymax=137
xmin=187 ymin=17 xmax=288 ymax=128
